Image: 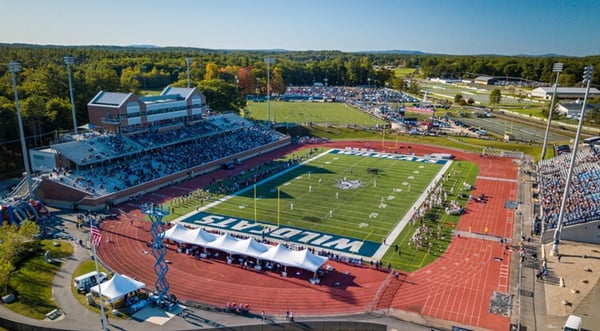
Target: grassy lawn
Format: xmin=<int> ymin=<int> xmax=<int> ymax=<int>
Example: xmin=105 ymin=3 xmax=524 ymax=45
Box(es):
xmin=500 ymin=105 xmax=548 ymax=119
xmin=392 ymin=68 xmax=418 ymax=77
xmin=382 ymin=160 xmax=479 ymax=271
xmin=5 ymin=240 xmax=73 ymax=319
xmin=245 ymin=100 xmax=386 ymax=126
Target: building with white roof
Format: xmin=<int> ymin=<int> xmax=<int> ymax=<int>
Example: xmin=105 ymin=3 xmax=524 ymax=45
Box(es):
xmin=87 ymin=86 xmax=208 ymax=133
xmin=531 ymin=87 xmax=600 ymax=100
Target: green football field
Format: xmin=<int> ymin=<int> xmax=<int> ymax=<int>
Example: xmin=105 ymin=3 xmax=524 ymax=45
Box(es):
xmin=245 ymin=100 xmax=386 ymax=126
xmin=203 ymin=150 xmax=444 ymax=244
xmin=172 ymin=147 xmax=478 ymax=270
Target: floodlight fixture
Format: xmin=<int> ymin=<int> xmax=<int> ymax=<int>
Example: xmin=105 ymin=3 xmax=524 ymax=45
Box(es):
xmin=9 ymin=61 xmax=34 ymax=200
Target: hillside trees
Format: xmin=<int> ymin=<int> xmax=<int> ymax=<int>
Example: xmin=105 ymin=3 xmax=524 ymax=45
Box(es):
xmin=0 ymin=45 xmax=598 ymax=174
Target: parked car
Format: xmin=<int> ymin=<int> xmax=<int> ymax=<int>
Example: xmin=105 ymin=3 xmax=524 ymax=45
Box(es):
xmin=563 ymin=315 xmax=582 ymax=331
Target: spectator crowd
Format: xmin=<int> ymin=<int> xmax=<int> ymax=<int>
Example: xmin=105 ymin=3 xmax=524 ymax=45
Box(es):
xmin=537 ymin=145 xmax=600 ymax=230
xmin=48 ymin=114 xmax=284 ymax=197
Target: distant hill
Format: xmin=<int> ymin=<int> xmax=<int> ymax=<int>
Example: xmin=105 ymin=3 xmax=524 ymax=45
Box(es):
xmin=0 ymin=43 xmax=586 ymax=58
xmin=354 ymin=50 xmax=426 ymax=55
xmin=126 ymin=44 xmax=159 ymax=49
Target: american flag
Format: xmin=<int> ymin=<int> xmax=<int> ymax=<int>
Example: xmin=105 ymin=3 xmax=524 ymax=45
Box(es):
xmin=91 ymin=224 xmax=103 ymax=246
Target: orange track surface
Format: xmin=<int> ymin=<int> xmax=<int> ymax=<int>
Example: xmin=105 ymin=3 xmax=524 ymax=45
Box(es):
xmin=97 ymin=141 xmax=515 ymax=329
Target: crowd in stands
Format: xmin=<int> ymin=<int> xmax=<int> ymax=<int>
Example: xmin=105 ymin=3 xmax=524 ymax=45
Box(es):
xmin=48 ymin=114 xmax=284 ymax=196
xmin=537 ymin=145 xmax=600 ymax=230
xmin=50 ymin=132 xmax=142 ymax=165
xmin=128 ymin=121 xmax=220 ymax=148
xmin=280 ymin=86 xmax=417 ymax=113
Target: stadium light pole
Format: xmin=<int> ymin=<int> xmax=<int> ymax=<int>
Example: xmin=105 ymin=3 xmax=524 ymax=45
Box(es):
xmin=551 ymin=65 xmax=594 ymax=256
xmin=264 ymin=57 xmax=276 ymax=124
xmin=9 ymin=61 xmax=34 ymax=200
xmin=541 ymin=63 xmax=564 ymax=160
xmin=186 ymin=57 xmax=192 ymax=88
xmin=64 ymin=55 xmax=78 ymax=135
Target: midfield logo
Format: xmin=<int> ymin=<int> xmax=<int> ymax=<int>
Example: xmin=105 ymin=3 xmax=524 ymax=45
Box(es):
xmin=336 ymin=179 xmax=362 ymax=190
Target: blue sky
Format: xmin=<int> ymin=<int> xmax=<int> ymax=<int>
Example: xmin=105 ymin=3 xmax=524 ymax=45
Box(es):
xmin=2 ymin=0 xmax=600 ymax=56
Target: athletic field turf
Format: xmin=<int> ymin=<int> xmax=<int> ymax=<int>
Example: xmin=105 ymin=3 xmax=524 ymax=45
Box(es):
xmin=245 ymin=100 xmax=386 ymax=126
xmin=181 ymin=148 xmax=457 ymax=262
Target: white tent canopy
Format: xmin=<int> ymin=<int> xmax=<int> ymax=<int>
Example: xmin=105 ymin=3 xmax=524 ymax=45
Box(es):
xmin=163 ymin=223 xmax=191 ymax=242
xmin=257 ymin=244 xmax=328 ymax=272
xmin=164 ymin=224 xmax=217 ymax=246
xmin=291 ymin=249 xmax=329 ymax=273
xmin=90 ymin=273 xmax=145 ymax=303
xmin=206 ymin=233 xmax=240 ymax=255
xmin=259 ymin=244 xmax=298 ymax=268
xmin=163 ymin=226 xmax=328 ymax=273
xmin=232 ymin=237 xmax=269 ymax=258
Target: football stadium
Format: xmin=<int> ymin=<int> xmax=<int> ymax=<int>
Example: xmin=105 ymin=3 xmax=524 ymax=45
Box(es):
xmin=2 ymin=83 xmax=600 ymax=331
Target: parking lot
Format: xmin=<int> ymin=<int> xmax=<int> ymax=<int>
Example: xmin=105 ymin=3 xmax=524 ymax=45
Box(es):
xmin=451 ymin=115 xmax=572 ymax=143
xmin=420 ymin=80 xmax=542 ymax=106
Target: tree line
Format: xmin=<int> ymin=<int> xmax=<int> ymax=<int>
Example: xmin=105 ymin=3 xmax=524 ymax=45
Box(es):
xmin=0 ymin=44 xmax=598 ymax=176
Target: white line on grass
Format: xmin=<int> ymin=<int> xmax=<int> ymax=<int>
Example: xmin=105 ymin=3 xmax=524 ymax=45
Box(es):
xmin=370 ymin=159 xmax=454 ymax=260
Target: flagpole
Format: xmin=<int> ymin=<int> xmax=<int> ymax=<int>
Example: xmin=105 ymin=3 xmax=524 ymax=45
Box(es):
xmin=254 ymin=184 xmax=257 ymax=222
xmin=90 ymin=217 xmax=107 ymax=331
xmin=277 ymin=187 xmax=280 ymax=227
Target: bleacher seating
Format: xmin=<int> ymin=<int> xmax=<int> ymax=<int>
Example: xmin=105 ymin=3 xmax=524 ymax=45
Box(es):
xmin=47 ymin=114 xmax=283 ymax=197
xmin=537 ymin=145 xmax=600 ymax=230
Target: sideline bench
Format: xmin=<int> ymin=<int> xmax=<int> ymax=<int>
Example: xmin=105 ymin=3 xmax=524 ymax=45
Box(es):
xmin=45 ymin=309 xmax=61 ymax=320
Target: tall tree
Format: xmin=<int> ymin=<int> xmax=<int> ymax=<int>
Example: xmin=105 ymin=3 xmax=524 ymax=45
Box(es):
xmin=489 ymin=88 xmax=502 ymax=105
xmin=120 ymin=67 xmax=141 ymax=93
xmin=21 ymin=95 xmax=50 ymax=146
xmin=204 ymin=62 xmax=219 ymax=81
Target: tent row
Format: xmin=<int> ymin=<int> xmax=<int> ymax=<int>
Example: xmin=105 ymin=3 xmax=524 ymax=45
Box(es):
xmin=163 ymin=223 xmax=328 ymax=273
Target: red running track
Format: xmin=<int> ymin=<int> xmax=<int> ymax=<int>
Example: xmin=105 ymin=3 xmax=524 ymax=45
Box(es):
xmin=97 ymin=141 xmax=515 ymax=330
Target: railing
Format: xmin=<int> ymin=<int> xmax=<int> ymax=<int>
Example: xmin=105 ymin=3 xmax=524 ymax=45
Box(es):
xmin=365 ymin=269 xmax=394 ymax=313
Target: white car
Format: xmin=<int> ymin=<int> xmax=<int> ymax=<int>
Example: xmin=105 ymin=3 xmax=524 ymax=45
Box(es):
xmin=563 ymin=315 xmax=582 ymax=331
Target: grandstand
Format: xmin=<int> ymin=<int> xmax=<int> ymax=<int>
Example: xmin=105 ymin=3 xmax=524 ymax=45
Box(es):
xmin=26 ymin=87 xmax=290 ymax=211
xmin=537 ymin=145 xmax=600 ymax=244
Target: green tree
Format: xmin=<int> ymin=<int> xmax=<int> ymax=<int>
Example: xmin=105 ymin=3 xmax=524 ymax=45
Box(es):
xmin=197 ymin=79 xmax=243 ymax=112
xmin=204 ymin=62 xmax=219 ymax=81
xmin=489 ymin=89 xmax=502 ymax=105
xmin=0 ymin=220 xmax=39 ymax=292
xmin=21 ymin=95 xmax=51 ymax=146
xmin=0 ymin=259 xmax=13 ymax=293
xmin=120 ymin=67 xmax=141 ymax=93
xmin=406 ymin=80 xmax=419 ymax=95
xmin=454 ymin=94 xmax=464 ymax=104
xmin=46 ymin=97 xmax=74 ymax=131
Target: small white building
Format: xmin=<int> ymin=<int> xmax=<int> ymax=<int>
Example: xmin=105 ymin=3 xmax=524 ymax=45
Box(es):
xmin=531 ymin=87 xmax=600 ymax=100
xmin=556 ymin=102 xmax=595 ymax=119
xmin=474 ymin=76 xmax=496 ymax=85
